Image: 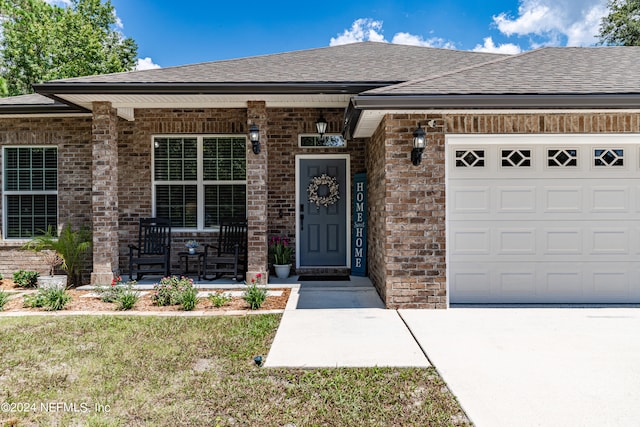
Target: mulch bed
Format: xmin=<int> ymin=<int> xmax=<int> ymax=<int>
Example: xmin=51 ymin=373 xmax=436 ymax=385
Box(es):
xmin=0 ymin=279 xmax=289 ymax=313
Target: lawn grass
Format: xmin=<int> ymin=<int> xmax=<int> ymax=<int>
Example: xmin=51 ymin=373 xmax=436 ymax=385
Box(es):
xmin=0 ymin=315 xmax=469 ymax=426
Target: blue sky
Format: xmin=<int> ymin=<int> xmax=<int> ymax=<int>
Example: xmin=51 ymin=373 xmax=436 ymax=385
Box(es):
xmin=52 ymin=0 xmax=611 ymax=69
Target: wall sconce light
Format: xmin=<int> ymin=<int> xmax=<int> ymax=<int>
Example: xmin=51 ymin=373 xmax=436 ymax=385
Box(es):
xmin=249 ymin=123 xmax=260 ymax=154
xmin=412 ymin=124 xmax=427 ymax=166
xmin=315 ymin=115 xmax=328 ymax=141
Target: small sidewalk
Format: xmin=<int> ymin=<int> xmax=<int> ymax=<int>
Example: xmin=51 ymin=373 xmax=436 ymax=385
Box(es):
xmin=264 ymin=277 xmax=429 ymax=368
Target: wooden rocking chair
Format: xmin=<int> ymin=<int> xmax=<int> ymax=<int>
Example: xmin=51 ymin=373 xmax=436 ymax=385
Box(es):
xmin=128 ymin=217 xmax=172 ymax=280
xmin=203 ymin=220 xmax=247 ymax=281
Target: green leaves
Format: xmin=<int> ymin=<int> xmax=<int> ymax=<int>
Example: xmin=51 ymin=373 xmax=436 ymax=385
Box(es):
xmin=599 ymin=0 xmax=640 ymax=45
xmin=0 ymin=0 xmax=138 ymax=96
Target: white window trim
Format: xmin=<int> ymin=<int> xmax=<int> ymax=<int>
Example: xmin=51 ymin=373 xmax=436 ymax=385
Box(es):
xmin=151 ymin=135 xmax=247 ymax=232
xmin=2 ymin=145 xmax=58 ymax=240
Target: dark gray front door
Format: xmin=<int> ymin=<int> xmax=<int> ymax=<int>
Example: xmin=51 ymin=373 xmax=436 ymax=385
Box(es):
xmin=298 ymin=157 xmax=348 ymax=266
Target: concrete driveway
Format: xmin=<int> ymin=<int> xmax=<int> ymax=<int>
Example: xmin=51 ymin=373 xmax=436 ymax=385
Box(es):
xmin=400 ymin=308 xmax=640 ymax=427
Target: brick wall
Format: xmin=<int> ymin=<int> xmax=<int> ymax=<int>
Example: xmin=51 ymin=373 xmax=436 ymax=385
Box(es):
xmin=370 ymin=111 xmax=640 ymax=309
xmin=367 ymin=114 xmax=447 ymax=309
xmin=0 ymin=116 xmax=93 ymax=278
xmin=366 ymin=117 xmax=388 ymax=303
xmin=91 ymin=102 xmax=119 ymax=284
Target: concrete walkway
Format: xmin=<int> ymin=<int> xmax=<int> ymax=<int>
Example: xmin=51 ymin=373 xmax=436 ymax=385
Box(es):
xmin=401 ymin=308 xmax=640 ymax=427
xmin=264 ymin=279 xmax=429 ymax=368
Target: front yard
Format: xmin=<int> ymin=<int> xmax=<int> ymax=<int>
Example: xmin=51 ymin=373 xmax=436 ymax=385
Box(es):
xmin=0 ymin=316 xmax=470 ymax=427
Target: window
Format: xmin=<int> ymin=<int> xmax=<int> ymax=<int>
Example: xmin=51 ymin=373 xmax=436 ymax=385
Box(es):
xmin=299 ymin=134 xmax=347 ymax=147
xmin=501 ymin=149 xmax=531 ymax=167
xmin=594 ymin=148 xmax=624 ymax=167
xmin=153 ymin=136 xmax=246 ymax=229
xmin=3 ymin=147 xmax=58 ymax=239
xmin=548 ymin=149 xmax=578 ymax=167
xmin=455 ymin=150 xmax=485 ymax=167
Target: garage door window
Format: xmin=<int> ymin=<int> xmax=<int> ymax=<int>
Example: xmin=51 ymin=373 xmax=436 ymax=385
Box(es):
xmin=594 ymin=149 xmax=624 ymax=167
xmin=548 ymin=149 xmax=578 ymax=167
xmin=455 ymin=150 xmax=485 ymax=167
xmin=501 ymin=149 xmax=531 ymax=167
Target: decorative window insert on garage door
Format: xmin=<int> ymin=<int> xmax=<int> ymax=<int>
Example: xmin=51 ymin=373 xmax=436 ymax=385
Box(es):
xmin=447 ymin=134 xmax=640 ymax=304
xmin=2 ymin=146 xmax=58 ymax=239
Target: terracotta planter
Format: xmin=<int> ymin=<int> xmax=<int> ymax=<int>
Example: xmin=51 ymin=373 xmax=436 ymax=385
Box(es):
xmin=273 ymin=264 xmax=291 ymax=279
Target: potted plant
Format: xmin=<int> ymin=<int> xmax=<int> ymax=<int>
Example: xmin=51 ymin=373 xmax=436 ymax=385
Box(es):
xmin=185 ymin=240 xmax=199 ymax=255
xmin=22 ymin=224 xmax=92 ymax=288
xmin=269 ymin=235 xmax=293 ymax=279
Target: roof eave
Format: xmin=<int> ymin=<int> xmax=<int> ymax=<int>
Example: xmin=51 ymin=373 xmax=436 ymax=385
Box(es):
xmin=351 ymin=93 xmax=640 ymax=109
xmin=33 ymin=82 xmax=397 ymax=96
xmin=0 ymin=104 xmax=88 ymax=115
xmin=344 ymin=93 xmax=640 ymax=139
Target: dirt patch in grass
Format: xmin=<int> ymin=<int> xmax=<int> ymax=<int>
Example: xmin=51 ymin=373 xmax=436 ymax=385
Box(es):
xmin=0 ymin=279 xmax=290 ymax=313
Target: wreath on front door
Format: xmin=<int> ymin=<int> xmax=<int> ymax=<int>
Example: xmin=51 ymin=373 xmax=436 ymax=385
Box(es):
xmin=307 ymin=174 xmax=340 ymax=207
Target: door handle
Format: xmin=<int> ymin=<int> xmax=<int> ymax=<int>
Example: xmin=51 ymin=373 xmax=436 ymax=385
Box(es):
xmin=300 ymin=204 xmax=304 ymax=231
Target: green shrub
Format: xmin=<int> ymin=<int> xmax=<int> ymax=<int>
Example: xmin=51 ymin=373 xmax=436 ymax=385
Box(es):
xmin=0 ymin=290 xmax=9 ymax=311
xmin=243 ymin=278 xmax=267 ymax=310
xmin=13 ymin=270 xmax=39 ymax=288
xmin=180 ymin=285 xmax=199 ymax=311
xmin=152 ymin=276 xmax=197 ymax=308
xmin=23 ymin=287 xmax=71 ymax=311
xmin=116 ymin=288 xmax=140 ymax=311
xmin=95 ymin=276 xmax=137 ymax=303
xmin=208 ymin=292 xmax=232 ymax=308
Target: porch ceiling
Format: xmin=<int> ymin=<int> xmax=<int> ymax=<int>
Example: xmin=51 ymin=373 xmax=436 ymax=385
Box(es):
xmin=54 ymin=93 xmax=352 ymax=121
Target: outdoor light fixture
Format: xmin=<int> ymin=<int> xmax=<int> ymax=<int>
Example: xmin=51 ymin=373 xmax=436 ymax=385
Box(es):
xmin=412 ymin=123 xmax=427 ymax=166
xmin=315 ymin=115 xmax=328 ymax=141
xmin=249 ymin=123 xmax=260 ymax=154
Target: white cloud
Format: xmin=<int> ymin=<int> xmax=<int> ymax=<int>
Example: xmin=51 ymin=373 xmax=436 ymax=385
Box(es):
xmin=472 ymin=36 xmax=522 ymax=54
xmin=330 ymin=18 xmax=385 ymax=46
xmin=135 ymin=57 xmax=161 ymax=71
xmin=330 ymin=18 xmax=456 ymax=49
xmin=493 ymin=0 xmax=608 ymax=47
xmin=391 ymin=32 xmax=457 ymax=49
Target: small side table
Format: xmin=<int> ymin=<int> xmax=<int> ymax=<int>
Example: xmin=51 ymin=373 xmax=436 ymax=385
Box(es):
xmin=178 ymin=251 xmax=204 ymax=280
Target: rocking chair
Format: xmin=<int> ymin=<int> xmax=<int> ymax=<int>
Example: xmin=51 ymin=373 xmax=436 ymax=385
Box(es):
xmin=203 ymin=220 xmax=247 ymax=281
xmin=128 ymin=217 xmax=172 ymax=280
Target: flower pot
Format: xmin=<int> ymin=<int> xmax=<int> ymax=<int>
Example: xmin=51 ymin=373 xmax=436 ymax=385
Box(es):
xmin=274 ymin=264 xmax=291 ymax=279
xmin=37 ymin=275 xmax=68 ymax=290
xmin=188 ymin=248 xmax=196 ymax=255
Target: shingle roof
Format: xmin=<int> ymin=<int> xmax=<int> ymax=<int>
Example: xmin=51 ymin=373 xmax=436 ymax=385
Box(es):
xmin=0 ymin=93 xmax=58 ymax=106
xmin=364 ymin=47 xmax=640 ymax=96
xmin=45 ymin=42 xmax=503 ymax=85
xmin=0 ymin=93 xmax=86 ymax=113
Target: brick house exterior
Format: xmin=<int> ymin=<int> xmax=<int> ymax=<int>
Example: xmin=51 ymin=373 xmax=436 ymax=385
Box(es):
xmin=1 ymin=43 xmax=640 ymax=308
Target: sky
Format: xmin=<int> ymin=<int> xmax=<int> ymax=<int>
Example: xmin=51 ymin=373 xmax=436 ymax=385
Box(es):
xmin=48 ymin=0 xmax=610 ymax=70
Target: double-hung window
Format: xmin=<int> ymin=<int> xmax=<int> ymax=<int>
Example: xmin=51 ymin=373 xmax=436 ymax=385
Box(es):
xmin=3 ymin=147 xmax=58 ymax=239
xmin=153 ymin=136 xmax=247 ymax=229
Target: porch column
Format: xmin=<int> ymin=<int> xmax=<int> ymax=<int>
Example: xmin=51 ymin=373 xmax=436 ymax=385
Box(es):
xmin=246 ymin=101 xmax=269 ymax=283
xmin=90 ymin=101 xmax=119 ymax=285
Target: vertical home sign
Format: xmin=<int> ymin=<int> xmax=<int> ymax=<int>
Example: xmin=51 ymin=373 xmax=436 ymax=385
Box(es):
xmin=352 ymin=173 xmax=367 ymax=276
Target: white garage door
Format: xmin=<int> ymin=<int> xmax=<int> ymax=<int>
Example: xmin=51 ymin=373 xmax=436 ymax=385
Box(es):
xmin=448 ymin=134 xmax=640 ymax=304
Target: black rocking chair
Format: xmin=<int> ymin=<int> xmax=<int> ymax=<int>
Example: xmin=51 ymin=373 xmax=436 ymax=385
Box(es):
xmin=128 ymin=217 xmax=172 ymax=281
xmin=203 ymin=220 xmax=247 ymax=281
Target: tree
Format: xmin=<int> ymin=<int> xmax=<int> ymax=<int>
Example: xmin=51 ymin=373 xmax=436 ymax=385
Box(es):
xmin=0 ymin=0 xmax=137 ymax=96
xmin=599 ymin=0 xmax=640 ymax=45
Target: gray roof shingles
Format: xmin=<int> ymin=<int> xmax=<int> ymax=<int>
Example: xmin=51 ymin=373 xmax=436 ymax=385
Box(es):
xmin=365 ymin=47 xmax=640 ymax=96
xmin=45 ymin=42 xmax=503 ymax=85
